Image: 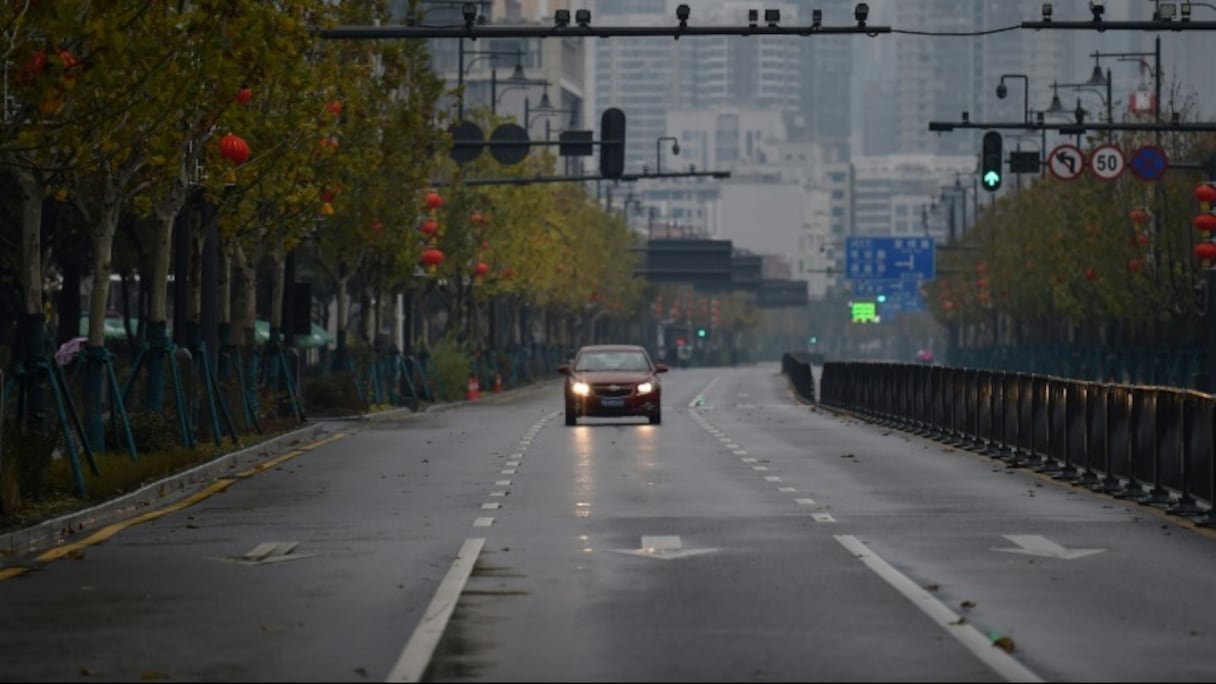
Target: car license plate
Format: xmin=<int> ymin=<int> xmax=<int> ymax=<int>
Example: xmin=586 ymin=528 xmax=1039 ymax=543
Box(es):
xmin=601 ymin=398 xmax=625 ymax=407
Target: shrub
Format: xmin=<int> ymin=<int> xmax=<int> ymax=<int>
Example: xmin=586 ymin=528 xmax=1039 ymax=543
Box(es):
xmin=300 ymin=371 xmax=367 ymax=415
xmin=428 ymin=336 xmax=471 ymax=402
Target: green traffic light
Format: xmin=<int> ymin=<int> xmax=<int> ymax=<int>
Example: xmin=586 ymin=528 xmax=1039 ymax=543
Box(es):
xmin=697 ymin=328 xmax=706 ymax=338
xmin=876 ymin=294 xmax=887 ymax=303
xmin=983 ymin=170 xmax=1001 ymax=188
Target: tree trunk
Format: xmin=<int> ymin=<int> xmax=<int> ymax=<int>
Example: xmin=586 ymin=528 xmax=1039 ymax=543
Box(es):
xmin=84 ymin=178 xmax=125 ymax=451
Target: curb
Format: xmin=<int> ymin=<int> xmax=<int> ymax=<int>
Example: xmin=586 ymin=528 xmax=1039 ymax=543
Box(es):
xmin=0 ymin=421 xmax=332 ymax=559
xmin=0 ymin=378 xmax=564 ymax=559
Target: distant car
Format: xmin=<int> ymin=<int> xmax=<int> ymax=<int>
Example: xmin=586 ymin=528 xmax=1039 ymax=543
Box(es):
xmin=559 ymin=344 xmax=669 ymax=426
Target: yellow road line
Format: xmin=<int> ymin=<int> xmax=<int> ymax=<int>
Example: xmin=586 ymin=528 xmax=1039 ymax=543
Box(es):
xmin=0 ymin=432 xmax=349 ymax=581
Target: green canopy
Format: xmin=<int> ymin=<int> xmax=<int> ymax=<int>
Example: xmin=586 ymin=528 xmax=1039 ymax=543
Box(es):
xmin=253 ymin=320 xmax=333 ymax=349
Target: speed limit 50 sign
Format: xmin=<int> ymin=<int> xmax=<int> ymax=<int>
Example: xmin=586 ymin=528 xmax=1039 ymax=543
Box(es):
xmin=1089 ymin=144 xmax=1126 ymax=181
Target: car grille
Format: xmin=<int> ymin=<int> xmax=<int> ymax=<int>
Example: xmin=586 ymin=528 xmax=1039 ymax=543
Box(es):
xmin=593 ymin=384 xmax=634 ymax=398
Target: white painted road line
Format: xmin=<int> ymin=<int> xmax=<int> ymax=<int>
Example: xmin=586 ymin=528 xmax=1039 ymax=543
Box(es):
xmin=489 ymin=491 xmax=507 ymax=497
xmin=501 ymin=469 xmax=516 ymax=475
xmin=752 ymin=466 xmax=769 ymax=471
xmin=778 ymin=487 xmax=797 ymax=493
xmin=496 ymin=480 xmax=512 ymax=486
xmin=764 ymin=476 xmax=782 ymax=482
xmin=812 ymin=513 xmax=836 ymax=523
xmin=473 ymin=517 xmax=494 ymax=527
xmin=689 ymin=377 xmax=721 ymax=407
xmin=481 ymin=503 xmax=501 ymax=510
xmin=833 ymin=535 xmax=1043 ymax=683
xmin=741 ymin=457 xmax=758 ymax=463
xmin=795 ymin=498 xmax=817 ymax=505
xmin=386 ymin=538 xmax=486 ymax=683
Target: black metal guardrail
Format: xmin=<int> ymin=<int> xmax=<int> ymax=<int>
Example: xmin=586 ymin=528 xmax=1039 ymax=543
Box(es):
xmin=807 ymin=360 xmax=1216 ymax=526
xmin=781 ymin=352 xmax=817 ymax=403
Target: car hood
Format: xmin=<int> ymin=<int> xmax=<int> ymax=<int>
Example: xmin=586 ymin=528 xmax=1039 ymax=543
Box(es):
xmin=572 ymin=371 xmax=655 ymax=384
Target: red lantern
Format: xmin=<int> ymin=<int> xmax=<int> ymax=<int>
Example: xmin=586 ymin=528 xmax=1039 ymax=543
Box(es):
xmin=56 ymin=50 xmax=76 ymax=79
xmin=471 ymin=210 xmax=485 ymax=225
xmin=419 ymin=218 xmax=439 ymax=236
xmin=1136 ymin=233 xmax=1151 ymax=246
xmin=425 ymin=191 xmax=443 ymax=211
xmin=1194 ymin=184 xmax=1216 ymax=204
xmin=420 ymin=248 xmax=445 ymax=267
xmin=1128 ymin=208 xmax=1150 ymax=225
xmin=1194 ymin=214 xmax=1216 ymax=232
xmin=1085 ymin=267 xmax=1097 ymax=281
xmin=976 ymin=278 xmax=988 ymax=289
xmin=219 ymin=133 xmax=250 ymax=165
xmin=1127 ymin=258 xmax=1144 ymax=273
xmin=371 ymin=219 xmax=383 ymax=236
xmin=235 ymin=86 xmax=253 ymax=105
xmin=325 ymin=100 xmax=343 ymax=117
xmin=1196 ymin=242 xmax=1216 ymax=261
xmin=475 ymin=261 xmax=489 ymax=277
xmin=481 ymin=240 xmax=490 ymax=251
xmin=320 ymin=188 xmax=335 ymax=203
xmin=20 ymin=50 xmax=46 ymax=84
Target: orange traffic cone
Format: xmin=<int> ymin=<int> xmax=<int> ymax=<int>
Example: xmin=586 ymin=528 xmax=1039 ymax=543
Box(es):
xmin=466 ymin=374 xmax=480 ymax=401
xmin=493 ymin=372 xmax=503 ymax=394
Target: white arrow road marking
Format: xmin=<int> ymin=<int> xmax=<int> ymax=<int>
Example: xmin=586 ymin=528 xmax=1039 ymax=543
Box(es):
xmin=219 ymin=541 xmax=314 ymax=566
xmin=387 ymin=538 xmax=485 ymax=683
xmin=610 ymin=535 xmax=719 ymax=560
xmin=835 ymin=535 xmax=1043 ymax=683
xmin=993 ymin=535 xmax=1105 ymax=560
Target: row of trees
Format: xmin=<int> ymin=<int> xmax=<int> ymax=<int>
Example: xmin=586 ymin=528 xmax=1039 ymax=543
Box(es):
xmin=926 ymin=124 xmax=1216 ymax=358
xmin=2 ymin=1 xmax=728 ymax=510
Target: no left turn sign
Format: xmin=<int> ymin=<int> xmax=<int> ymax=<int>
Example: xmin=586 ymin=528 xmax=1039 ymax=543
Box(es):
xmin=1049 ymin=144 xmax=1084 ymax=181
xmin=1089 ymin=144 xmax=1126 ymax=181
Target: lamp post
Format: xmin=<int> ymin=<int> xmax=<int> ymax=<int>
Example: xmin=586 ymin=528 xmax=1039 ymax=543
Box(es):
xmin=656 ymin=136 xmax=680 ymax=174
xmin=995 ymin=73 xmax=1030 ymax=124
xmin=421 ymin=0 xmax=492 ymax=121
xmin=524 ymin=89 xmax=578 ymax=140
xmin=1088 ymin=36 xmax=1162 ymax=126
xmin=461 ymin=48 xmax=527 ymax=115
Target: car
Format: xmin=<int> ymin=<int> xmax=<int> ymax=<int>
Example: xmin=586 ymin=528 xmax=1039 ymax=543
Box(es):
xmin=558 ymin=344 xmax=669 ymax=426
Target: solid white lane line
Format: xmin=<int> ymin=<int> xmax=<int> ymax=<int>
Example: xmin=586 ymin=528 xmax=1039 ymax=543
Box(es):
xmin=385 ymin=538 xmax=486 ymax=683
xmin=833 ymin=535 xmax=1043 ymax=683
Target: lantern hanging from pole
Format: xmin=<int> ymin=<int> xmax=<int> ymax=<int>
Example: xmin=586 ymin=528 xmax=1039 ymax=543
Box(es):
xmin=419 ymin=218 xmax=439 ymax=236
xmin=471 ymin=210 xmax=485 ymax=226
xmin=1196 ymin=241 xmax=1216 ymax=261
xmin=425 ymin=191 xmax=443 ymax=211
xmin=325 ymin=100 xmax=343 ymax=117
xmin=502 ymin=266 xmax=516 ymax=280
xmin=475 ymin=261 xmax=489 ymax=277
xmin=420 ymin=247 xmax=445 ymax=267
xmin=1195 ymin=183 xmax=1216 ymax=204
xmin=1194 ymin=214 xmax=1216 ymax=232
xmin=235 ymin=86 xmax=253 ymax=105
xmin=219 ymin=133 xmax=250 ymax=165
xmin=1128 ymin=208 xmax=1150 ymax=225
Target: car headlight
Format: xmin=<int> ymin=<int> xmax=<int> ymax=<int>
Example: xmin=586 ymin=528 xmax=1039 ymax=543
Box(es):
xmin=572 ymin=381 xmax=590 ymax=396
xmin=636 ymin=382 xmax=654 ymax=395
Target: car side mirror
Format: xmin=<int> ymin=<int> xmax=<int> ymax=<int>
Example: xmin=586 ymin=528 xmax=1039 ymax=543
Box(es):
xmin=558 ymin=364 xmax=571 ymax=375
xmin=654 ymin=363 xmax=670 ymax=373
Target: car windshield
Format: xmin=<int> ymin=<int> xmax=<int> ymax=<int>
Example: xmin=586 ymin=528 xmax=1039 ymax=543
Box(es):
xmin=574 ymin=350 xmax=652 ymax=373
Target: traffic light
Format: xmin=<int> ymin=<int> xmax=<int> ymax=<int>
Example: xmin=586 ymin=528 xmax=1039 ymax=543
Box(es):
xmin=981 ymin=131 xmax=1003 ymax=192
xmin=599 ymin=107 xmax=626 ymax=180
xmin=697 ymin=327 xmax=707 ymax=338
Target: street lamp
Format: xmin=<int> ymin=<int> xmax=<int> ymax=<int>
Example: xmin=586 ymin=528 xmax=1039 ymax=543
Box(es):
xmin=460 ymin=47 xmax=529 ymax=115
xmin=656 ymin=136 xmax=680 ymax=174
xmin=995 ymin=73 xmax=1030 ymax=124
xmin=524 ymin=89 xmax=578 ymax=140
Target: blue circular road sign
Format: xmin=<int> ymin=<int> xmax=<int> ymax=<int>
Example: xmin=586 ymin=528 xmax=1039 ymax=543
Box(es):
xmin=1130 ymin=145 xmax=1168 ymax=182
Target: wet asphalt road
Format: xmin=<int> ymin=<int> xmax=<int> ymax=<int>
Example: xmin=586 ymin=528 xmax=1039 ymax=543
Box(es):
xmin=3 ymin=363 xmax=1216 ymax=682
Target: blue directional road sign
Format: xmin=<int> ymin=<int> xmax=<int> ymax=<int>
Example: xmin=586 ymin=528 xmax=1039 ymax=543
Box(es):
xmin=1130 ymin=144 xmax=1168 ymax=182
xmin=852 ymin=279 xmax=925 ymax=313
xmin=845 ymin=236 xmax=936 ymax=282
